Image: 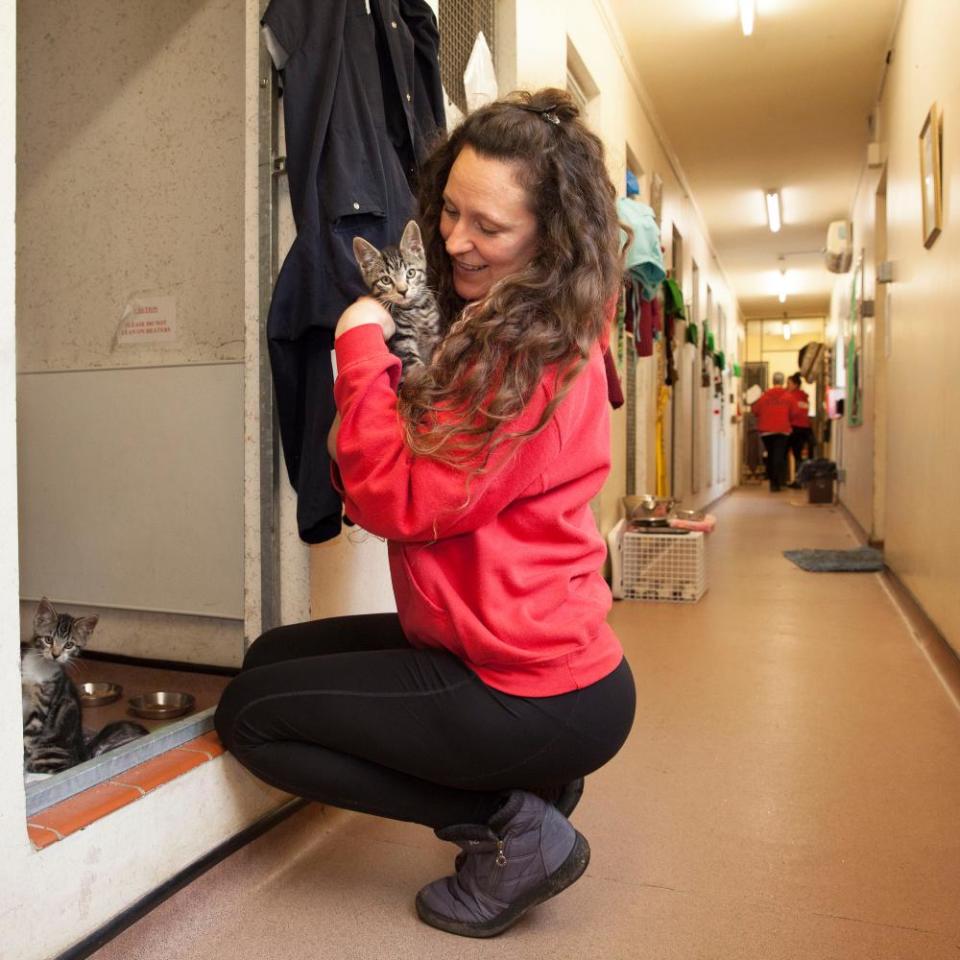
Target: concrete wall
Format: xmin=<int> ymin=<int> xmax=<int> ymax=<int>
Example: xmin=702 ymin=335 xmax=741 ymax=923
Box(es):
xmin=0 ymin=5 xmax=293 ymax=959
xmin=16 ymin=0 xmax=248 ymax=663
xmin=838 ymin=0 xmax=960 ymax=646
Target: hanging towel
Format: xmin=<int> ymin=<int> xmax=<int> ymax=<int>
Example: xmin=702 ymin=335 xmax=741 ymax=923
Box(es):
xmin=616 ymin=197 xmax=665 ymax=300
xmin=662 ymin=277 xmax=686 ymax=321
xmin=463 ymin=32 xmax=498 ymax=112
xmin=603 ymin=348 xmax=624 ymax=409
xmin=637 ymin=290 xmax=654 ymax=358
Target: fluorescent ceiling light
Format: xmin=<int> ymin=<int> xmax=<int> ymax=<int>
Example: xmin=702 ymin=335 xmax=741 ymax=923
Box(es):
xmin=765 ymin=189 xmax=782 ymax=233
xmin=782 ymin=321 xmax=792 ymax=341
xmin=777 ymin=268 xmax=788 ymax=303
xmin=739 ymin=0 xmax=755 ymax=37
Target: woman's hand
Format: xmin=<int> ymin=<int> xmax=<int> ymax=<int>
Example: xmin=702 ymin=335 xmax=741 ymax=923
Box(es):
xmin=335 ymin=296 xmax=395 ymax=342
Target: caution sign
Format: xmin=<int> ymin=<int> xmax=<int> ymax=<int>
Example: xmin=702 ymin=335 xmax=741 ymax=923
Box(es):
xmin=116 ymin=295 xmax=178 ymax=345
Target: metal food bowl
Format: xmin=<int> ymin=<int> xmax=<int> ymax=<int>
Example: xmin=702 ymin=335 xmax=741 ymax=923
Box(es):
xmin=624 ymin=495 xmax=677 ymax=522
xmin=78 ymin=681 xmax=122 ymax=707
xmin=673 ymin=509 xmax=706 ymax=521
xmin=128 ymin=691 xmax=196 ymax=720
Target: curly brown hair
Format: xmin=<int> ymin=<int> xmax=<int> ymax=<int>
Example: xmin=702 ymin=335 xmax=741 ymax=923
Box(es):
xmin=397 ymin=88 xmax=622 ymax=470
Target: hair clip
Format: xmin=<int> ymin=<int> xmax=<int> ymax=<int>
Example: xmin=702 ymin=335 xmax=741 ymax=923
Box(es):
xmin=516 ymin=103 xmax=561 ymax=125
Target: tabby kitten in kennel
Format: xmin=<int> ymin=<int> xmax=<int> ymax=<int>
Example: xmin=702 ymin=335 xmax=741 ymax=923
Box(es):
xmin=21 ymin=597 xmax=147 ymax=774
xmin=352 ymin=220 xmax=442 ymax=377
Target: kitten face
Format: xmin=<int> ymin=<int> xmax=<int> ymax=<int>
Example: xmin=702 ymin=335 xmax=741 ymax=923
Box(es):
xmin=32 ymin=597 xmax=98 ymax=665
xmin=353 ymin=220 xmax=428 ymax=309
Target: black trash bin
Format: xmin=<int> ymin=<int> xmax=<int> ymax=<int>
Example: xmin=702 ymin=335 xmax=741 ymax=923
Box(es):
xmin=797 ymin=459 xmax=838 ymax=504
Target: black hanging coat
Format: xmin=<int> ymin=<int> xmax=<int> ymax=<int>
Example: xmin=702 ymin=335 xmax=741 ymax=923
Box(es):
xmin=262 ymin=0 xmax=444 ymax=542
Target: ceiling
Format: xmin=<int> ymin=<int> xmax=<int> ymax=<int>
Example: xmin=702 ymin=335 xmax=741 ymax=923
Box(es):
xmin=608 ymin=0 xmax=903 ymax=320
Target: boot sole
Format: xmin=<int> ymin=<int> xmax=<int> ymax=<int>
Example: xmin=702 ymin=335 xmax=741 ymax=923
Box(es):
xmin=415 ymin=831 xmax=591 ymax=939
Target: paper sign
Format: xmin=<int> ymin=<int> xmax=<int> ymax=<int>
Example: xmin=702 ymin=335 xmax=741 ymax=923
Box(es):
xmin=116 ymin=295 xmax=178 ymax=345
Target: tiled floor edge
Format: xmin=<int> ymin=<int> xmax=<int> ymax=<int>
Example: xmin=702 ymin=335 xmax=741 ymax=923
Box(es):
xmin=27 ymin=733 xmax=227 ymax=851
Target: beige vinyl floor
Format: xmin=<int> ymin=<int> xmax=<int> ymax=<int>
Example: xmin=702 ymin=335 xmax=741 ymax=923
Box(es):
xmin=92 ymin=487 xmax=960 ymax=960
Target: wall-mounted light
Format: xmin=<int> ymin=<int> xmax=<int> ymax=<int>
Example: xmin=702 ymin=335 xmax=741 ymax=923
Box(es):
xmin=739 ymin=0 xmax=755 ymax=37
xmin=765 ymin=190 xmax=782 ymax=233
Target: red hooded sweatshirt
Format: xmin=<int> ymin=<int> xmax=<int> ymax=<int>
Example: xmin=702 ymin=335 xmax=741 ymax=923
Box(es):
xmin=788 ymin=386 xmax=812 ymax=428
xmin=752 ymin=386 xmax=793 ymax=434
xmin=331 ymin=323 xmax=623 ymax=697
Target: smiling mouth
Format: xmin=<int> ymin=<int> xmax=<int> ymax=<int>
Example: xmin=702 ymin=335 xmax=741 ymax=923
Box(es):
xmin=454 ymin=261 xmax=486 ymax=273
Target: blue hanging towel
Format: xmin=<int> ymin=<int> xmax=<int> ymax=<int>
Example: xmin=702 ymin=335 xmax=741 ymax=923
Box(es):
xmin=616 ymin=196 xmax=665 ymax=301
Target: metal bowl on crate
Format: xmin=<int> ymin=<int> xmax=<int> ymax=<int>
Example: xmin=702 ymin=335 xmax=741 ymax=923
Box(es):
xmin=78 ymin=681 xmax=122 ymax=707
xmin=128 ymin=691 xmax=196 ymax=720
xmin=673 ymin=509 xmax=705 ymax=522
xmin=623 ymin=495 xmax=677 ymax=525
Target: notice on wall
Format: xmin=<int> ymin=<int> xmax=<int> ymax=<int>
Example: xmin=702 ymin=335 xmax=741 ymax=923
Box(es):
xmin=115 ymin=295 xmax=178 ymax=345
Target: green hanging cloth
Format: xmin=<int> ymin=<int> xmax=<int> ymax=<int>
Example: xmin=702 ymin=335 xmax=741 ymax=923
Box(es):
xmin=662 ymin=278 xmax=686 ymax=321
xmin=714 ymin=351 xmax=726 ymax=371
xmin=706 ymin=331 xmax=716 ymax=353
xmin=685 ymin=321 xmax=699 ymax=345
xmin=732 ymin=362 xmax=742 ymax=377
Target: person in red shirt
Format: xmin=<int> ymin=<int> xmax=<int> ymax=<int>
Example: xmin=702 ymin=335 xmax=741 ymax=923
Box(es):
xmin=751 ymin=372 xmax=793 ymax=492
xmin=786 ymin=372 xmax=816 ymax=485
xmin=216 ymin=89 xmax=636 ymax=939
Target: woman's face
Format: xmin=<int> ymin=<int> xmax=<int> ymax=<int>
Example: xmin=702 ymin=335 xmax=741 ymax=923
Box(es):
xmin=439 ymin=145 xmax=539 ymax=302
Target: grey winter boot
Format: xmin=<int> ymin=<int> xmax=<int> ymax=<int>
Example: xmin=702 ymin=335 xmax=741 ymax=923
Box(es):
xmin=453 ymin=778 xmax=585 ymax=873
xmin=416 ymin=790 xmax=590 ymax=938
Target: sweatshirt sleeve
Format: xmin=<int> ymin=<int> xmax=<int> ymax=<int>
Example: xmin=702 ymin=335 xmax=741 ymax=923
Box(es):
xmin=332 ymin=324 xmax=562 ymax=542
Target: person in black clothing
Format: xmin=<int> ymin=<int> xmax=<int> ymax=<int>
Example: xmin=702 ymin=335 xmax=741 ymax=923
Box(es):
xmin=786 ymin=373 xmax=816 ymax=487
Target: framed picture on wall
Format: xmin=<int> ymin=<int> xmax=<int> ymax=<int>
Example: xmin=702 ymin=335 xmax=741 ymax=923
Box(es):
xmin=650 ymin=172 xmax=663 ymax=223
xmin=919 ymin=103 xmax=943 ymax=248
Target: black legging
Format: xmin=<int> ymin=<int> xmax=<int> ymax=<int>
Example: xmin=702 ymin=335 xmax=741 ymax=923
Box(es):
xmin=760 ymin=433 xmax=789 ymax=491
xmin=790 ymin=427 xmax=816 ymax=468
xmin=214 ymin=613 xmax=636 ymax=830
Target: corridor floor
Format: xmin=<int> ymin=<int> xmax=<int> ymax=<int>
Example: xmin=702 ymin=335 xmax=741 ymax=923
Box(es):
xmin=91 ymin=488 xmax=960 ymax=960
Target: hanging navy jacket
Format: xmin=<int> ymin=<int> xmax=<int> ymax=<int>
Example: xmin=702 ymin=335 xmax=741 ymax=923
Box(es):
xmin=262 ymin=0 xmax=444 ymax=542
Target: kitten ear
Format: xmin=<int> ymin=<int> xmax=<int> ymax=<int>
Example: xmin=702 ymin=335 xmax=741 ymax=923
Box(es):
xmin=34 ymin=597 xmax=57 ymax=636
xmin=71 ymin=615 xmax=99 ymax=646
xmin=399 ymin=220 xmax=425 ymax=267
xmin=352 ymin=237 xmax=383 ymax=283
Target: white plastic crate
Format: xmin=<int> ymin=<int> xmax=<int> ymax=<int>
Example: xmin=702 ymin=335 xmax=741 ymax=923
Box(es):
xmin=621 ymin=529 xmax=707 ymax=602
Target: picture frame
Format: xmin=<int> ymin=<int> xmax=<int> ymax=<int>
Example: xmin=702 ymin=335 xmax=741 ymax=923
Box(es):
xmin=919 ymin=103 xmax=943 ymax=248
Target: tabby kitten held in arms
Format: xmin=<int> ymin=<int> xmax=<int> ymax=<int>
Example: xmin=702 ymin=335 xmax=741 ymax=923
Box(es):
xmin=21 ymin=597 xmax=147 ymax=774
xmin=352 ymin=219 xmax=442 ymax=377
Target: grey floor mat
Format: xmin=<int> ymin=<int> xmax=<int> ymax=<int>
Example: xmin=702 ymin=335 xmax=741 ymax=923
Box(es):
xmin=783 ymin=547 xmax=884 ymax=572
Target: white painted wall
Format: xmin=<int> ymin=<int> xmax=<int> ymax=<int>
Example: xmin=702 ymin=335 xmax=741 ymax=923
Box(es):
xmin=838 ymin=0 xmax=960 ymax=646
xmin=458 ymin=0 xmax=742 ymax=538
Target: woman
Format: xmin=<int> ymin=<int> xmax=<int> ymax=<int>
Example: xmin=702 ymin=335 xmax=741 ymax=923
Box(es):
xmin=787 ymin=372 xmax=815 ymax=483
xmin=215 ymin=89 xmax=636 ymax=939
xmin=750 ymin=372 xmax=793 ymax=492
